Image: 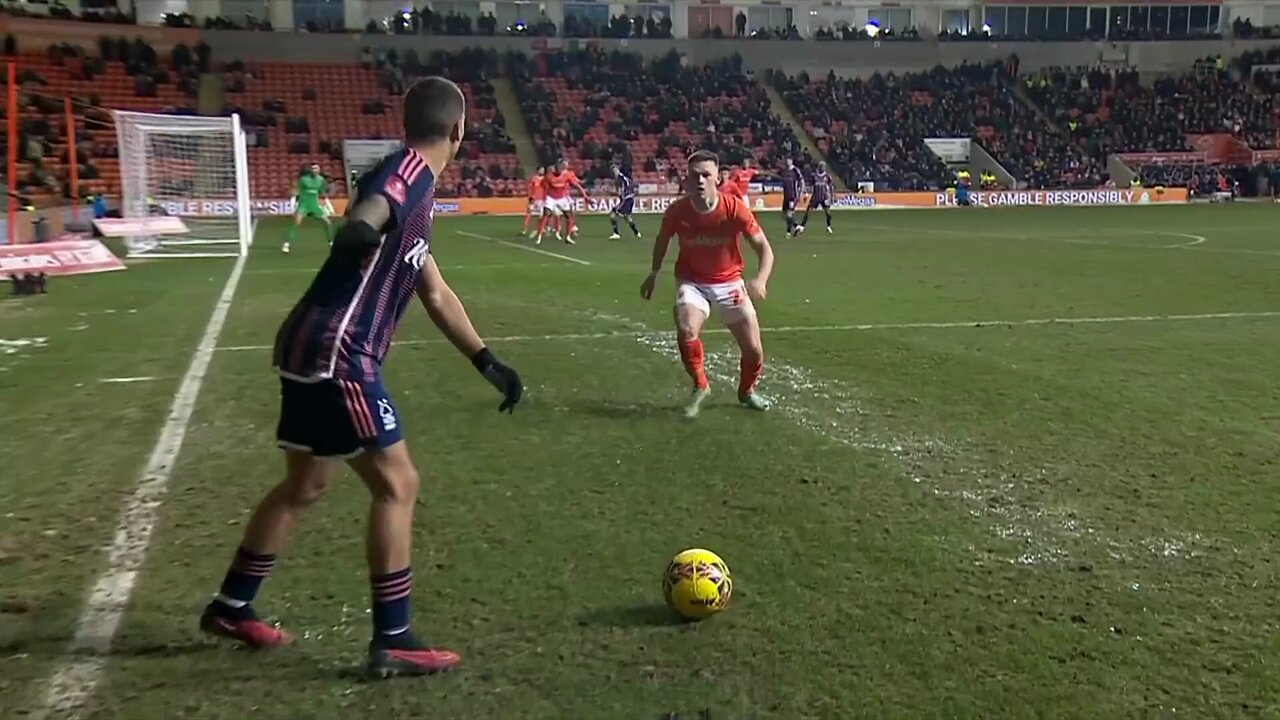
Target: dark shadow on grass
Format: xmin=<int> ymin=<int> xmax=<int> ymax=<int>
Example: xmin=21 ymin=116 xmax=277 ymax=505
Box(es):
xmin=577 ymin=603 xmax=688 ymax=628
xmin=570 ymin=399 xmax=675 ymax=420
xmin=107 ymin=640 xmax=213 ymax=658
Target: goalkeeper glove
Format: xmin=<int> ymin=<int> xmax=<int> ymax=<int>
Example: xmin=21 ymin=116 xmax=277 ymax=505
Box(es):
xmin=471 ymin=347 xmax=523 ymax=413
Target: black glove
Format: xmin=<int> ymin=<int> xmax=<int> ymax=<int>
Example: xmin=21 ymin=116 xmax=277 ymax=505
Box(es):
xmin=471 ymin=347 xmax=523 ymax=413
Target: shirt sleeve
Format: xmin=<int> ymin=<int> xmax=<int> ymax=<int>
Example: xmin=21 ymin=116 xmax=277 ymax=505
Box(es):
xmin=657 ymin=206 xmax=680 ymax=243
xmin=733 ymin=198 xmax=762 ymax=237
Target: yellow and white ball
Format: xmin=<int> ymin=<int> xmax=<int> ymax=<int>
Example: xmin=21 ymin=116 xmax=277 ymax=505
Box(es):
xmin=662 ymin=548 xmax=733 ymax=620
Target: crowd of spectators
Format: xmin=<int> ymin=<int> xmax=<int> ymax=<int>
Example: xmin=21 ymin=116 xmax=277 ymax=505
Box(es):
xmin=773 ymin=61 xmax=1098 ymax=190
xmin=1025 ymin=56 xmax=1279 ymax=168
xmin=511 ymin=48 xmax=814 ymax=190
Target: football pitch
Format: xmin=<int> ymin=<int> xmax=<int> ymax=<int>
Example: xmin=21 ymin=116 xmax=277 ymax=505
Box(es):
xmin=2 ymin=204 xmax=1278 ymax=719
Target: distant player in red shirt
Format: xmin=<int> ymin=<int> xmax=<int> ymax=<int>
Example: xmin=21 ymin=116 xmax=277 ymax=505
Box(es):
xmin=521 ymin=166 xmax=546 ymax=237
xmin=640 ymin=150 xmax=775 ymax=418
xmin=718 ymin=168 xmax=743 ymax=198
xmin=729 ymin=160 xmax=756 ymax=204
xmin=537 ymin=159 xmax=590 ymax=245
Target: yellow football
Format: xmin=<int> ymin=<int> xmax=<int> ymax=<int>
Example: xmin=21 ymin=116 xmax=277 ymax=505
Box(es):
xmin=662 ymin=548 xmax=732 ymax=620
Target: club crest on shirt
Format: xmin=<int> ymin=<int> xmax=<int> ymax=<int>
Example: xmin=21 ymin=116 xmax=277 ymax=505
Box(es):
xmin=384 ymin=175 xmax=407 ymax=205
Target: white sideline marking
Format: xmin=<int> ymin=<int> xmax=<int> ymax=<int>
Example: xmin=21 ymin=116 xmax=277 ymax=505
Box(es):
xmin=37 ymin=252 xmax=249 ymax=719
xmin=455 ymin=230 xmax=593 ymax=265
xmin=214 ymin=310 xmax=1280 ymax=353
xmin=98 ymin=376 xmax=157 ymax=384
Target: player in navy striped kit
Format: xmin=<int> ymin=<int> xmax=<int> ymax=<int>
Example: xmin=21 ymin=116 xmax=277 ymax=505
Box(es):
xmin=608 ymin=164 xmax=642 ymax=239
xmin=200 ymin=77 xmax=523 ymax=679
xmin=795 ymin=161 xmax=834 ymax=235
xmin=781 ymin=157 xmax=806 ymax=238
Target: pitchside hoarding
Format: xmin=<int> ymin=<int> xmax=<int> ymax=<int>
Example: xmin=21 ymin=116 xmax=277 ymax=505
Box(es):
xmin=158 ymin=188 xmax=1189 ymax=218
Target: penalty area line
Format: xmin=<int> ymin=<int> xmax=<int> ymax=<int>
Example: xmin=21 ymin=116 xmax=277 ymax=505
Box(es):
xmin=455 ymin=230 xmax=592 ymax=266
xmin=214 ymin=309 xmax=1280 ymax=353
xmin=35 ymin=251 xmax=250 ymax=720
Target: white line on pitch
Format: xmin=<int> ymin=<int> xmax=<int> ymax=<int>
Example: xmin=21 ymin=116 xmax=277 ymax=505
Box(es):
xmin=855 ymin=224 xmax=1280 ymax=256
xmin=455 ymin=230 xmax=592 ymax=265
xmin=247 ymin=263 xmax=565 ymax=275
xmin=214 ymin=310 xmax=1280 ymax=352
xmin=37 ymin=251 xmax=249 ymax=719
xmin=98 ymin=376 xmax=157 ymax=384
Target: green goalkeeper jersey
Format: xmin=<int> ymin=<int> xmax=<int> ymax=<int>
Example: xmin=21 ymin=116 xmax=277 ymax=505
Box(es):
xmin=297 ymin=174 xmax=327 ymax=207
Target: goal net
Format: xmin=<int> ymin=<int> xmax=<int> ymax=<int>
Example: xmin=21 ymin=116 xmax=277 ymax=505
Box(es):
xmin=113 ymin=111 xmax=253 ymax=258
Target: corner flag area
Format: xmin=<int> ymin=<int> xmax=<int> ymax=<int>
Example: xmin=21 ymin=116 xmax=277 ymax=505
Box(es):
xmin=3 ymin=204 xmax=1279 ymax=718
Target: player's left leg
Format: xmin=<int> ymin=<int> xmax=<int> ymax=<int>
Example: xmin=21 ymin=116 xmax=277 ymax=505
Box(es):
xmin=718 ymin=282 xmax=769 ymax=410
xmin=564 ymin=210 xmax=577 ymax=244
xmin=726 ymin=314 xmax=769 ymax=411
xmin=320 ymin=213 xmax=335 ymax=245
xmin=822 ymin=203 xmax=833 ymax=233
xmin=348 ymin=442 xmax=460 ymax=678
xmin=623 ymin=211 xmax=641 ymax=238
xmin=783 ymin=200 xmax=797 ymax=237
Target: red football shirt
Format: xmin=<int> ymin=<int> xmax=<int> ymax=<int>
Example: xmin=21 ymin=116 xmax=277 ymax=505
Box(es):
xmin=658 ymin=192 xmax=761 ymax=284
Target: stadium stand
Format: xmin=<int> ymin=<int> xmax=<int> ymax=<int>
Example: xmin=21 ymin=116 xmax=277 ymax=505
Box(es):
xmin=508 ymin=47 xmax=816 ymax=189
xmin=772 ymin=62 xmax=1089 ymax=190
xmin=4 ymin=36 xmax=201 ymax=207
xmin=3 ymin=8 xmax=1279 ymax=204
xmin=226 ymin=48 xmax=522 ymax=198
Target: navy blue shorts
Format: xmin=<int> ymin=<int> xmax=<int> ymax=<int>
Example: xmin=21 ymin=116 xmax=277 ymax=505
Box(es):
xmin=807 ymin=194 xmax=830 ymax=210
xmin=276 ymin=376 xmax=402 ymax=458
xmin=613 ymin=197 xmax=635 ymax=215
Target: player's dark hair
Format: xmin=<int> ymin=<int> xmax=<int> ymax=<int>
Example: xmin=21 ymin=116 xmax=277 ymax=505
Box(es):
xmin=403 ymin=76 xmax=466 ymax=144
xmin=687 ymin=150 xmax=720 ymax=168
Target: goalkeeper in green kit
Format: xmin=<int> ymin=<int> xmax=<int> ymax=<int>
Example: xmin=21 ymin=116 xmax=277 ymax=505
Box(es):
xmin=283 ymin=163 xmax=334 ymax=253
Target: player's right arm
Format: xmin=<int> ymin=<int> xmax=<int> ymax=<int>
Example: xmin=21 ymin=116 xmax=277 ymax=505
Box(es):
xmin=416 ymin=256 xmax=523 ymax=412
xmin=735 ymin=201 xmax=773 ymax=300
xmin=640 ymin=209 xmax=677 ymax=300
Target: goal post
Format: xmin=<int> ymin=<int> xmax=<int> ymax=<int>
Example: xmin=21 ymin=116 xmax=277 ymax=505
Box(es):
xmin=112 ymin=111 xmax=253 ymax=258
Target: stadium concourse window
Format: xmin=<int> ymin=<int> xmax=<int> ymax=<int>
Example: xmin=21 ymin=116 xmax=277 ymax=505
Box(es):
xmin=943 ymin=9 xmax=971 ymax=34
xmin=293 ymin=0 xmax=344 ymax=30
xmin=564 ymin=2 xmax=608 ymax=27
xmin=984 ymin=4 xmax=1220 ymax=39
xmin=746 ymin=5 xmax=792 ymax=34
xmin=867 ymin=7 xmax=912 ymax=32
xmin=688 ymin=5 xmax=733 ymax=37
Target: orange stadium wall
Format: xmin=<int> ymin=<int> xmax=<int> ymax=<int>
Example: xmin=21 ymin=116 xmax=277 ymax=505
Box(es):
xmin=158 ymin=189 xmax=1188 ymax=219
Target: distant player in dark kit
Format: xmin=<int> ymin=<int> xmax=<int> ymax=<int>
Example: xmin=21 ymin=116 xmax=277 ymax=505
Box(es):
xmin=795 ymin=161 xmax=834 ymax=235
xmin=781 ymin=157 xmax=805 ymax=238
xmin=199 ymin=77 xmax=524 ymax=679
xmin=609 ymin=164 xmax=641 ymax=240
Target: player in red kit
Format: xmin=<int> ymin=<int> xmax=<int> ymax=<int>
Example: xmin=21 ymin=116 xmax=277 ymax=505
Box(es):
xmin=729 ymin=160 xmax=756 ymax=205
xmin=718 ymin=168 xmax=743 ymax=198
xmin=521 ymin=166 xmax=546 ymax=238
xmin=537 ymin=159 xmax=589 ymax=245
xmin=640 ymin=150 xmax=775 ymax=418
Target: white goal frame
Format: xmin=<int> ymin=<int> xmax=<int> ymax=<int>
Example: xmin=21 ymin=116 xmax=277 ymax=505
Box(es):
xmin=113 ymin=110 xmax=254 ymax=258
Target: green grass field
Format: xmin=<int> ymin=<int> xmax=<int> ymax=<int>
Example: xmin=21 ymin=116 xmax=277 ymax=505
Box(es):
xmin=3 ymin=204 xmax=1279 ymax=719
